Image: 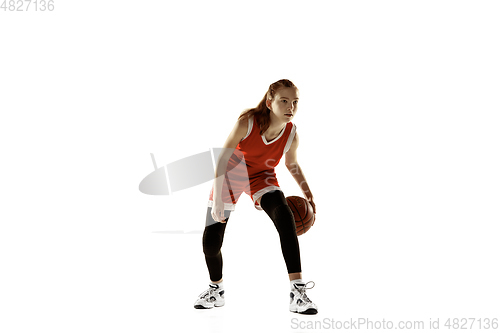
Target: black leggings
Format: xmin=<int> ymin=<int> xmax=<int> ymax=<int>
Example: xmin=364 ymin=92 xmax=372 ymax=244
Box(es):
xmin=202 ymin=190 xmax=301 ymax=282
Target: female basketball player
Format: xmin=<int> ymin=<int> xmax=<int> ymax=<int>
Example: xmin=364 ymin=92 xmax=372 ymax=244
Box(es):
xmin=194 ymin=79 xmax=318 ymax=314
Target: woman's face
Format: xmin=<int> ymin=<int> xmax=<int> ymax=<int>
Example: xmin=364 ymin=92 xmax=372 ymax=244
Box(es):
xmin=267 ymin=87 xmax=300 ymax=123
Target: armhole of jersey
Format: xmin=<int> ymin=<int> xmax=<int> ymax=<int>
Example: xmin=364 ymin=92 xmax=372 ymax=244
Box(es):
xmin=240 ymin=116 xmax=253 ymax=142
xmin=284 ymin=124 xmax=297 ymax=154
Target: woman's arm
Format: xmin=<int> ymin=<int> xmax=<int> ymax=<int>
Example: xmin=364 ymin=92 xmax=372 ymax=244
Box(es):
xmin=212 ymin=117 xmax=248 ymax=221
xmin=284 ymin=132 xmax=316 ymax=213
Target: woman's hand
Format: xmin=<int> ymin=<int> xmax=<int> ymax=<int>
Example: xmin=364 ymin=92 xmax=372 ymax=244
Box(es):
xmin=211 ymin=197 xmax=227 ymax=223
xmin=306 ymin=196 xmax=316 ymax=214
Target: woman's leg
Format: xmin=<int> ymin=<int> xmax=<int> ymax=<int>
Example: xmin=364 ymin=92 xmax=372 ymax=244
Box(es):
xmin=259 ymin=190 xmax=302 ymax=279
xmin=259 ymin=191 xmax=318 ymax=314
xmin=202 ymin=207 xmax=231 ymax=283
xmin=288 ymin=272 xmax=302 ymax=281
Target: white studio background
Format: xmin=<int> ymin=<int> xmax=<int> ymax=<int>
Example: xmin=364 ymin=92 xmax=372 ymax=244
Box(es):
xmin=1 ymin=1 xmax=499 ymax=332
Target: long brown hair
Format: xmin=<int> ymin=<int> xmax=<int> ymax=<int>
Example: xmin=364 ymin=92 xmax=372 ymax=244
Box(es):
xmin=239 ymin=79 xmax=298 ymax=135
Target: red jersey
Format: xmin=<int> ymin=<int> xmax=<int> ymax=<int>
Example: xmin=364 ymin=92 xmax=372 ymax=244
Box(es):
xmin=209 ymin=115 xmax=297 ymax=211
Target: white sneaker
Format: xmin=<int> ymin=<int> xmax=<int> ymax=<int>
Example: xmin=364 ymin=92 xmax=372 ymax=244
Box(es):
xmin=194 ymin=283 xmax=225 ymax=309
xmin=289 ymin=281 xmax=318 ymax=314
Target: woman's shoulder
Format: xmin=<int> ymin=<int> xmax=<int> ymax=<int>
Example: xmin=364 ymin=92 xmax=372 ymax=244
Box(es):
xmin=236 ymin=115 xmax=250 ymax=130
xmin=229 ymin=115 xmax=250 ymax=142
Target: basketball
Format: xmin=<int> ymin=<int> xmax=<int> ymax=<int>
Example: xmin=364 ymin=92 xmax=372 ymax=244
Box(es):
xmin=286 ymin=196 xmax=315 ymax=236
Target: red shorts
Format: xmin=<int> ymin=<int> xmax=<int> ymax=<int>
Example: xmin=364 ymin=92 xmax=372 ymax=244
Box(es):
xmin=208 ymin=168 xmax=281 ymax=211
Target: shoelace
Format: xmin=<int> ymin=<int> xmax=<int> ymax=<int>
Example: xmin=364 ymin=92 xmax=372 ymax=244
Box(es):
xmin=295 ymin=281 xmax=315 ymax=303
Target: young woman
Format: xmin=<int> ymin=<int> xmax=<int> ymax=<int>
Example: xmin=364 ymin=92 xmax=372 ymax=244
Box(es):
xmin=194 ymin=79 xmax=318 ymax=315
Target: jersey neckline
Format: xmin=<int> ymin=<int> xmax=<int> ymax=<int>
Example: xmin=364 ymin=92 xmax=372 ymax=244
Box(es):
xmin=261 ymin=124 xmax=287 ymax=145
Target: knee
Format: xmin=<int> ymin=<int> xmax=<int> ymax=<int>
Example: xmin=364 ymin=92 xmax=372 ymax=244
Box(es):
xmin=269 ymin=204 xmax=297 ymax=234
xmin=203 ymin=231 xmax=223 ymax=257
